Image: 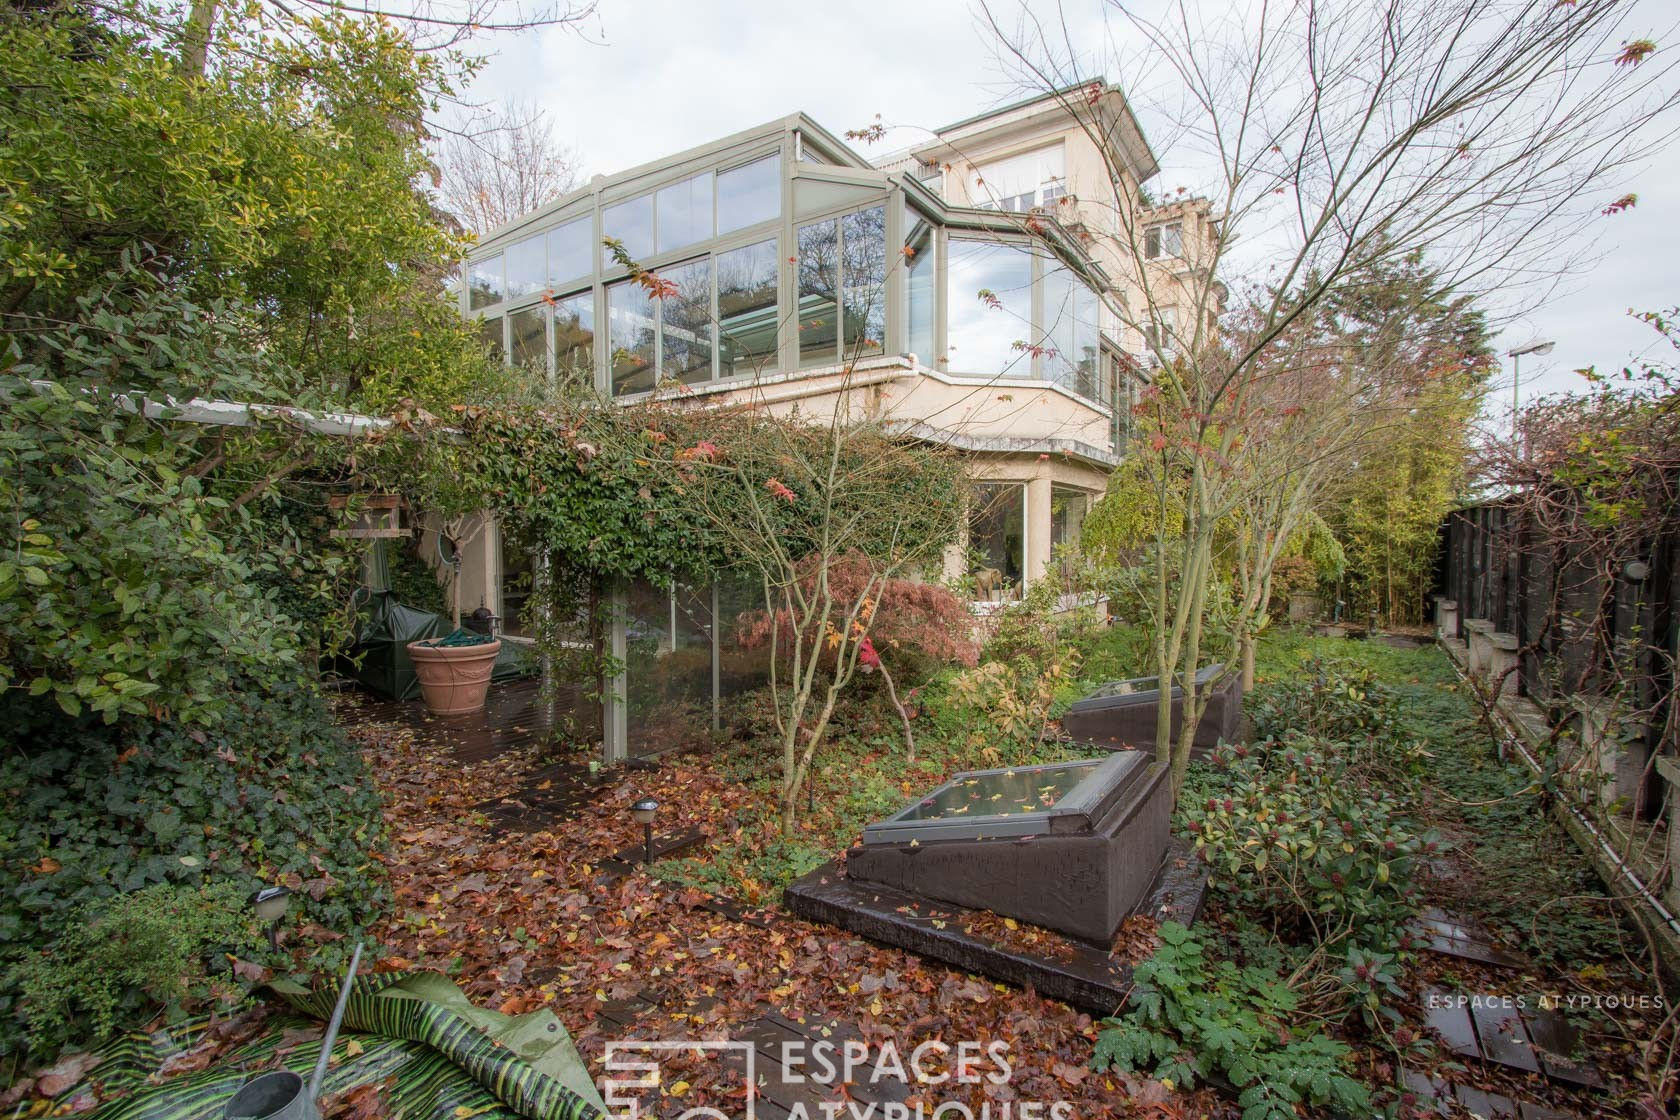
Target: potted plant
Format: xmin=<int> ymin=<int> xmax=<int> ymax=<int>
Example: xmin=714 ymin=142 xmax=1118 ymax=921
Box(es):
xmin=407 ymin=631 xmax=502 ymax=715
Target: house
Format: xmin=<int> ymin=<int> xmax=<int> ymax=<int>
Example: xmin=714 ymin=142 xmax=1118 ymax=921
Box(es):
xmin=450 ymin=86 xmax=1222 ymax=757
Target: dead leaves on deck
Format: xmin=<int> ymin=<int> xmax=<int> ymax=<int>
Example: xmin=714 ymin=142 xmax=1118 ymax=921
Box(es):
xmin=351 ymin=720 xmax=1207 ymax=1118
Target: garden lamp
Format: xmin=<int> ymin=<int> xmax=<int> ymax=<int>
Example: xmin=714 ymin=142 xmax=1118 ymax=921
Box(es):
xmin=249 ymin=885 xmax=292 ymax=951
xmin=630 ymin=798 xmax=660 ymax=865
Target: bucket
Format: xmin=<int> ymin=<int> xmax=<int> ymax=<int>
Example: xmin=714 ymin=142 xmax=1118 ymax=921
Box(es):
xmin=225 ymin=1071 xmax=319 ymax=1120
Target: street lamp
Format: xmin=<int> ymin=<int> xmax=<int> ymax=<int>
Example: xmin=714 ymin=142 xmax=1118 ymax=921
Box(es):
xmin=630 ymin=798 xmax=660 ymax=865
xmin=1506 ymin=339 xmax=1555 ymax=443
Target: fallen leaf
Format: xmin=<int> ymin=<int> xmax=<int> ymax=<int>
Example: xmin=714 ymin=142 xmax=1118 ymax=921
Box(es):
xmin=36 ymin=1052 xmax=101 ymax=1097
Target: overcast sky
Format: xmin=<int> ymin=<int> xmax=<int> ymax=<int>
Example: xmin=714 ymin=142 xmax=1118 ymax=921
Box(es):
xmin=456 ymin=0 xmax=1679 ymax=421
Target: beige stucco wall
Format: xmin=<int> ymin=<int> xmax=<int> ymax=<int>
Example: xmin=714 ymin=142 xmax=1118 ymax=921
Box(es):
xmin=671 ymin=357 xmax=1115 ymax=592
xmin=693 ymin=358 xmax=1117 ymax=451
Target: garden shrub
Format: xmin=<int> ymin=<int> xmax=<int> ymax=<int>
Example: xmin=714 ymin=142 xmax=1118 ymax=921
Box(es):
xmin=7 ymin=881 xmax=261 ymax=1055
xmin=1247 ymin=655 xmax=1426 ymax=789
xmin=1092 ymin=922 xmax=1370 ymax=1120
xmin=0 ymin=674 xmax=388 ymax=1061
xmin=734 ymin=552 xmax=979 ymax=681
xmin=1249 ymin=655 xmax=1401 ymax=742
xmin=1181 ymin=736 xmax=1431 ymax=957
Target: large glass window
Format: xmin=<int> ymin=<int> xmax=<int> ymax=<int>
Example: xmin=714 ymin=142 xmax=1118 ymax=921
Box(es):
xmin=506 ymin=236 xmax=547 ymax=298
xmin=602 ymin=194 xmax=654 ymax=267
xmin=548 ymin=217 xmax=592 ymax=285
xmin=946 ymin=239 xmax=1034 ymax=376
xmin=552 ymin=292 xmax=594 ymax=383
xmin=509 ymin=304 xmax=547 ymax=372
xmin=608 ymin=280 xmax=656 ymax=394
xmin=797 ymin=207 xmax=884 ymax=367
xmin=657 ymin=172 xmax=714 ymax=253
xmin=797 ymin=218 xmax=839 ymax=365
xmin=468 ymin=255 xmax=503 ymax=309
xmin=661 ymin=258 xmax=714 ymax=385
xmin=970 ymin=483 xmax=1025 ymax=597
xmin=717 ymin=238 xmax=779 ymax=378
xmin=1044 ymin=264 xmax=1100 ymax=396
xmin=905 ymin=220 xmax=935 ymax=365
xmin=841 ymin=207 xmax=886 ymax=357
xmin=478 ymin=315 xmax=504 ymax=360
xmin=717 ymin=154 xmax=780 ymax=234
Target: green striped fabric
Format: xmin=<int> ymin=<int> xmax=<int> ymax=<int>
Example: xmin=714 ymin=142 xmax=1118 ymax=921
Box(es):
xmin=274 ymin=972 xmax=604 ymax=1120
xmin=35 ymin=971 xmax=607 ymax=1120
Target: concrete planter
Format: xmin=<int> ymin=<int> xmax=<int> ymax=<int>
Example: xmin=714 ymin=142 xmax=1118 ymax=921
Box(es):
xmin=406 ymin=638 xmax=502 ymax=715
xmin=1488 ymin=632 xmax=1520 ymax=699
xmin=1464 ymin=619 xmax=1495 ymax=677
xmin=1658 ymin=756 xmax=1680 ymax=914
xmin=1433 ymin=597 xmax=1458 ymax=641
xmin=1565 ymin=696 xmax=1651 ymax=814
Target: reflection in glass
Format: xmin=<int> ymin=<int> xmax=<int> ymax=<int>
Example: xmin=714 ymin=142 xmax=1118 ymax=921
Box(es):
xmin=1051 ymin=485 xmax=1090 ymax=579
xmin=946 ymin=239 xmax=1033 ymax=376
xmin=661 ymin=257 xmax=714 ymax=385
xmin=548 ymin=217 xmax=592 ymax=284
xmin=468 ymin=255 xmax=503 ymax=309
xmin=797 ymin=218 xmax=839 ymax=365
xmin=552 ymin=292 xmax=594 ymax=384
xmin=717 ymin=568 xmax=771 ymax=703
xmin=970 ymin=482 xmax=1025 ymax=595
xmin=506 ymin=236 xmax=546 ymax=298
xmin=478 ymin=315 xmax=504 ymax=361
xmin=510 ymin=304 xmax=547 ymax=373
xmin=657 ymin=173 xmax=714 ymax=253
xmin=608 ymin=280 xmax=655 ymax=395
xmin=1044 ymin=264 xmax=1100 ymax=397
xmin=500 ymin=532 xmax=536 ymax=638
xmin=717 ymin=154 xmax=780 ymax=234
xmin=717 ymin=238 xmax=778 ymax=378
xmin=625 ymin=578 xmax=715 ymax=756
xmin=906 ymin=221 xmax=935 ymax=365
xmin=842 ymin=207 xmax=886 ymax=356
xmin=602 ymin=194 xmax=654 ymax=267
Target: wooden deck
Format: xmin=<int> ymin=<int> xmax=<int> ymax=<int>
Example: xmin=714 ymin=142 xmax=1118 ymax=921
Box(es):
xmin=336 ymin=677 xmax=595 ymax=764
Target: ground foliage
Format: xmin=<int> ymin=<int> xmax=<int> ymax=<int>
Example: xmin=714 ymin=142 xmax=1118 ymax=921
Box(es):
xmin=347 ymin=703 xmax=1221 ymax=1120
xmin=0 ymin=676 xmax=388 ymax=1064
xmin=0 ymin=0 xmax=508 ymax=1069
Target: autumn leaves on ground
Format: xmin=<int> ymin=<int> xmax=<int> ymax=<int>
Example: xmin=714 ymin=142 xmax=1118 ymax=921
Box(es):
xmin=353 ymin=714 xmax=1206 ymax=1118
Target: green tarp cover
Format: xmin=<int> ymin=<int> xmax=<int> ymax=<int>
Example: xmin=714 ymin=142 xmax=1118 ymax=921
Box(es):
xmin=337 ymin=591 xmax=531 ymax=701
xmin=48 ymin=972 xmax=606 ymax=1120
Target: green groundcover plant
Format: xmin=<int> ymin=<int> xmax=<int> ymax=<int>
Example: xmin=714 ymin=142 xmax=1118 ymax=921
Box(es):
xmin=1092 ymin=922 xmax=1370 ymax=1120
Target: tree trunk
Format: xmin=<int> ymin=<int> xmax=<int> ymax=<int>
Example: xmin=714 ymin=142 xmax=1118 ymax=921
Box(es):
xmin=182 ymin=0 xmax=217 ymax=77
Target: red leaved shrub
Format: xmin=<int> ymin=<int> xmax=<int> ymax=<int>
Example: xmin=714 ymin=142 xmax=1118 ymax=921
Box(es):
xmin=733 ymin=553 xmax=978 ymax=675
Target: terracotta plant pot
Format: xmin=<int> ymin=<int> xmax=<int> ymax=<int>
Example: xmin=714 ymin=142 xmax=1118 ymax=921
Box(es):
xmin=406 ymin=638 xmax=501 ymax=715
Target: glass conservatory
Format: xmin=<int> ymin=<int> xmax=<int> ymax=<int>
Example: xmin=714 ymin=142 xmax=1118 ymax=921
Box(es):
xmin=461 ymin=114 xmax=1121 ymax=417
xmin=459 ymin=114 xmax=1131 ymax=763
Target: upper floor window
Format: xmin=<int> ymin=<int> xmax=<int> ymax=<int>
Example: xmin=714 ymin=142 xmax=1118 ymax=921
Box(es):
xmin=717 ymin=154 xmax=780 ymax=234
xmin=468 ymin=255 xmax=504 ymax=310
xmin=972 ymin=144 xmax=1066 ymax=213
xmin=797 ymin=206 xmax=886 ymax=366
xmin=1145 ymin=305 xmax=1179 ymax=355
xmin=609 ymin=236 xmax=782 ymax=396
xmin=1145 ymin=222 xmax=1183 ymax=260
